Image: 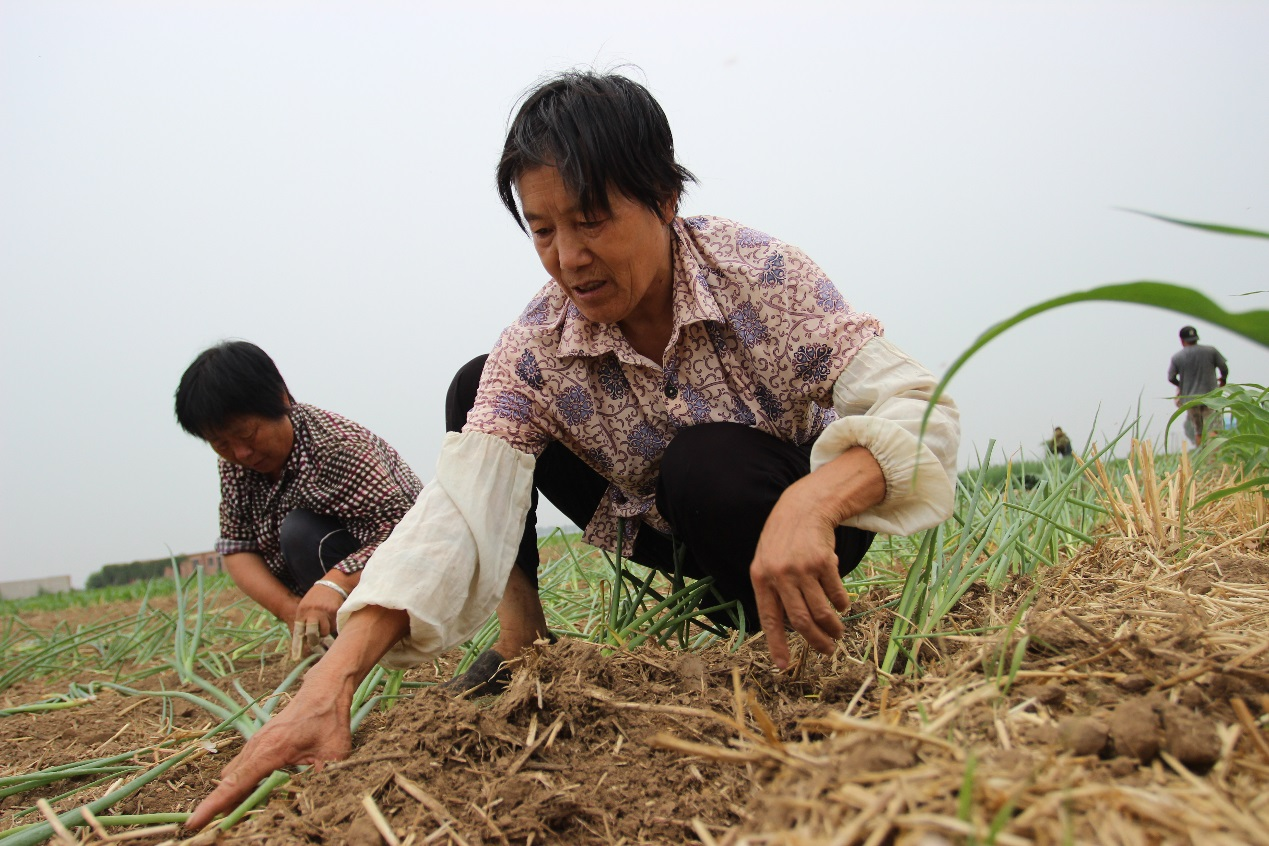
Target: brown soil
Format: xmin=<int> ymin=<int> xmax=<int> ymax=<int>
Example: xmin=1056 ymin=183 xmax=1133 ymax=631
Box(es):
xmin=4 ymin=540 xmax=1268 ymax=845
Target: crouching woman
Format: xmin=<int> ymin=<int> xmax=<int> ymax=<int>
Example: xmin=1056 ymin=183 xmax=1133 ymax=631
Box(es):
xmin=174 ymin=341 xmax=422 ymax=646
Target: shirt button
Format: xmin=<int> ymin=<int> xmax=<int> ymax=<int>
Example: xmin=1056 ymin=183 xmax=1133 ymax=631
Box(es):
xmin=664 ymin=383 xmax=678 ymax=399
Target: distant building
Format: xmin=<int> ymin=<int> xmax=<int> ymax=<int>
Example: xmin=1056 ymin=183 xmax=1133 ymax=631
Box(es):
xmin=163 ymin=551 xmax=225 ymax=579
xmin=0 ymin=575 xmax=73 ymax=600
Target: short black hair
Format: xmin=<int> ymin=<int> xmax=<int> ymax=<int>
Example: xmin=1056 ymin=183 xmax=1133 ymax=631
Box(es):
xmin=174 ymin=341 xmax=293 ymax=439
xmin=496 ymin=70 xmax=697 ymax=231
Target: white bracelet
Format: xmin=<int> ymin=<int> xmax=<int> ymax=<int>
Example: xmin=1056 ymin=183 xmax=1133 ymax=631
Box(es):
xmin=314 ymin=579 xmax=349 ymax=600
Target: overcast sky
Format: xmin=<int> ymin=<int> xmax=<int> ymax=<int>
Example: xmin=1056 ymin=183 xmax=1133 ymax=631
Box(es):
xmin=2 ymin=1 xmax=1266 ymax=588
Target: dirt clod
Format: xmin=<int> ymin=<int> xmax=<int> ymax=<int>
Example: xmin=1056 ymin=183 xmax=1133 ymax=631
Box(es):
xmin=1109 ymin=699 xmax=1161 ymax=762
xmin=1116 ymin=674 xmax=1152 ymax=693
xmin=1161 ymin=704 xmax=1222 ymax=770
xmin=845 ymin=740 xmax=918 ymax=772
xmin=1057 ymin=717 xmax=1109 ymax=756
xmin=1019 ymin=682 xmax=1065 ymax=707
xmin=1183 ymin=574 xmax=1213 ymax=595
xmin=345 ymin=811 xmax=385 ymax=846
xmin=1107 ymin=757 xmax=1139 ymax=777
xmin=1177 ymin=684 xmax=1206 ymax=710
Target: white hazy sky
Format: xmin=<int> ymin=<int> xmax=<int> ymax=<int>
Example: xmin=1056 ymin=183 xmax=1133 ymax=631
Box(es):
xmin=2 ymin=1 xmax=1266 ymax=588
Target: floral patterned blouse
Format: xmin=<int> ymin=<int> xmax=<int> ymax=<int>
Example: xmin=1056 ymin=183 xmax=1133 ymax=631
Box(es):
xmin=464 ymin=215 xmax=884 ymax=553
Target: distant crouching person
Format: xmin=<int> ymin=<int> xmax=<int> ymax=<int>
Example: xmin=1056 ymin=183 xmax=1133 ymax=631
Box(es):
xmin=174 ymin=341 xmax=422 ymax=652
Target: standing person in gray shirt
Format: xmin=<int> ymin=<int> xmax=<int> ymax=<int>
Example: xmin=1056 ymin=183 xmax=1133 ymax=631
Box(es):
xmin=1168 ymin=325 xmax=1229 ymax=446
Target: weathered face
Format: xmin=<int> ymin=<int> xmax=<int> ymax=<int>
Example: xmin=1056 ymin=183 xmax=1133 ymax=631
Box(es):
xmin=206 ymin=412 xmax=294 ymax=480
xmin=518 ymin=165 xmax=674 ymax=329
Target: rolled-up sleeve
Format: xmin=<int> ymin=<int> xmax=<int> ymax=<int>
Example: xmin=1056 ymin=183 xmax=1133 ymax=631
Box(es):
xmin=337 ymin=431 xmax=535 ymax=668
xmin=809 ymin=336 xmax=959 ymax=536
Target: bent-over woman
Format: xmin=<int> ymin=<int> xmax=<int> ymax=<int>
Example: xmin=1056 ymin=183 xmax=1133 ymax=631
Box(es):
xmin=187 ymin=72 xmax=959 ymax=829
xmin=175 ymin=341 xmax=422 ymax=648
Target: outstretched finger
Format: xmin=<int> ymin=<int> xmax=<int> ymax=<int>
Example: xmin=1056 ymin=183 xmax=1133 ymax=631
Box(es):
xmin=779 ymin=586 xmax=839 ymax=656
xmin=304 ymin=621 xmax=321 ymax=655
xmin=819 ymin=570 xmax=852 ymax=616
xmin=289 ymin=622 xmax=304 ymax=662
xmin=755 ymin=580 xmax=790 ymax=670
xmin=803 ymin=577 xmax=846 ymax=646
xmin=186 ymin=765 xmax=264 ymax=831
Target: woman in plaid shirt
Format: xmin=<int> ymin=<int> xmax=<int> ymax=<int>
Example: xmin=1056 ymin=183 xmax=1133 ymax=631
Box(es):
xmin=175 ymin=341 xmax=421 ymax=648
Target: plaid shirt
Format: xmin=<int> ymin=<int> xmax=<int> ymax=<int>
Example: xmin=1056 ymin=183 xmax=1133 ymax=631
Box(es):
xmin=215 ymin=403 xmax=422 ymax=590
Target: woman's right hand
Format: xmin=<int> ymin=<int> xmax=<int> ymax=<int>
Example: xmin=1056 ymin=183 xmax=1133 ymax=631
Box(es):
xmin=185 ymin=674 xmax=352 ymax=831
xmin=185 ymin=604 xmax=409 ymax=832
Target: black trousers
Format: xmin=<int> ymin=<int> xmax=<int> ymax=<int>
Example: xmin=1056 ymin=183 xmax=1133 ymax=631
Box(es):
xmin=445 ymin=355 xmax=874 ymax=628
xmin=277 ymin=509 xmax=361 ymax=595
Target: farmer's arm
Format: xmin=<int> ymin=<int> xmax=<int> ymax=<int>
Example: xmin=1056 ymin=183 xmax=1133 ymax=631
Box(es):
xmin=215 ymin=462 xmax=301 ymax=619
xmin=185 ymin=604 xmax=408 ymax=831
xmin=224 ymin=552 xmax=299 ymax=624
xmin=338 ymin=431 xmax=536 ymax=668
xmin=751 ymin=336 xmax=959 ymax=669
xmin=190 ymin=432 xmax=537 ymax=829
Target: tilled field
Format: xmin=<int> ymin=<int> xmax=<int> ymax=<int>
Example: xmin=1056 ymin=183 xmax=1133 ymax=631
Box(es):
xmin=4 ymin=535 xmax=1268 ymax=845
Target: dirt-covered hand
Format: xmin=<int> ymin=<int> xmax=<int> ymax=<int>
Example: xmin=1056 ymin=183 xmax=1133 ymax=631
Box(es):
xmin=185 ymin=678 xmax=352 ymax=832
xmin=750 ymin=447 xmax=885 ymax=671
xmin=294 ymin=582 xmax=345 ymax=639
xmin=750 ymin=483 xmax=850 ymax=671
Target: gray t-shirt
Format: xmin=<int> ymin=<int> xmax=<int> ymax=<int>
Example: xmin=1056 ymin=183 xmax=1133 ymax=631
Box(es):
xmin=1168 ymin=344 xmax=1229 ymax=399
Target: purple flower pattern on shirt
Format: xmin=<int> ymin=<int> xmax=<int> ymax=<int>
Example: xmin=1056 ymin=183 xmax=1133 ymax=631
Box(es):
xmin=814 ymin=278 xmax=847 ymax=313
xmin=598 ymin=355 xmax=628 ymax=399
xmin=754 ymin=384 xmax=784 ymax=421
xmin=464 ymin=215 xmax=883 ymax=554
xmin=515 ymin=350 xmax=544 ymax=389
xmin=811 ymin=402 xmax=838 ymax=432
xmin=759 ymin=253 xmax=785 ymax=288
xmin=729 ymin=302 xmax=768 ymax=348
xmin=628 ymin=422 xmax=667 ymax=460
xmin=519 ymin=296 xmax=550 ymax=326
xmin=585 ymin=447 xmax=613 ymax=474
xmin=556 ymin=385 xmax=595 ymax=426
xmin=682 ymin=384 xmax=711 ymax=423
xmin=493 ymin=390 xmax=533 ymax=423
xmin=705 ymin=322 xmax=728 ymax=352
xmin=793 ymin=344 xmax=833 ymax=383
xmin=730 ymin=395 xmax=757 ymax=426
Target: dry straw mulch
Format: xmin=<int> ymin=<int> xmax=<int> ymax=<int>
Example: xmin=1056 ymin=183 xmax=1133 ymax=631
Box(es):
xmin=5 ymin=444 xmax=1267 ymax=846
xmin=201 ymin=444 xmax=1267 ymax=846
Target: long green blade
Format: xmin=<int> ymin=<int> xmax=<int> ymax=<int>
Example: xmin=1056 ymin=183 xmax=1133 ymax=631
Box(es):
xmin=1122 ymin=210 xmax=1269 ymax=240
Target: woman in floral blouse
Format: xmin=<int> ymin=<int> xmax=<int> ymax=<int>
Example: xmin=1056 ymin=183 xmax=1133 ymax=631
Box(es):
xmin=188 ymin=71 xmax=959 ymax=829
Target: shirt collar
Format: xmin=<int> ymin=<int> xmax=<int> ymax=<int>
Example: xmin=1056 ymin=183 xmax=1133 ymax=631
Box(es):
xmin=557 ymin=218 xmax=726 ymax=362
xmin=277 ymin=402 xmax=309 ymax=482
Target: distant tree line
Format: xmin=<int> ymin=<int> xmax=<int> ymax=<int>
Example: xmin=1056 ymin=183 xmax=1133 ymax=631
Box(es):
xmin=85 ymin=556 xmax=177 ymax=590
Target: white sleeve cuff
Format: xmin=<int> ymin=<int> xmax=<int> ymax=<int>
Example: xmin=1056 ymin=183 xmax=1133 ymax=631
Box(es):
xmin=337 ymin=431 xmax=535 ymax=668
xmin=810 ymin=336 xmax=960 ymax=536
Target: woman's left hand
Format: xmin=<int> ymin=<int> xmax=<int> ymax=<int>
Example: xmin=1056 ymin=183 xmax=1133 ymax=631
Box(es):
xmin=751 ymin=447 xmax=885 ymax=670
xmin=292 ymin=571 xmax=357 ymax=657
